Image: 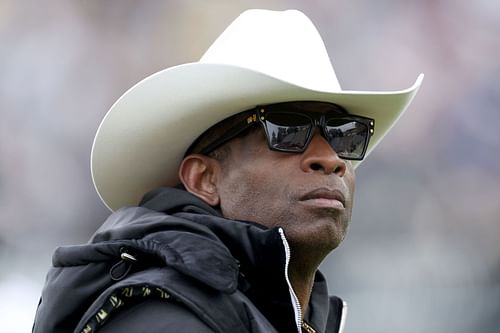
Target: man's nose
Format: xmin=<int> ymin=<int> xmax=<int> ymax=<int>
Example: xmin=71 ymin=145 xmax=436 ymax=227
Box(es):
xmin=300 ymin=130 xmax=347 ymax=176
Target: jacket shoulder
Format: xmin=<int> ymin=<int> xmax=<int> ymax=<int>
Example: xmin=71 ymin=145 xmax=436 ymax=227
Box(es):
xmin=96 ymin=298 xmax=214 ymax=333
xmin=73 ymin=267 xmax=255 ymax=333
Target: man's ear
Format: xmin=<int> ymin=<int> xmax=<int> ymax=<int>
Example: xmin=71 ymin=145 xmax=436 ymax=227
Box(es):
xmin=178 ymin=154 xmax=221 ymax=207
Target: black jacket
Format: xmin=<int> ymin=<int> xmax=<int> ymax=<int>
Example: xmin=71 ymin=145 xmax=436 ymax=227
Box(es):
xmin=33 ymin=187 xmax=346 ymax=333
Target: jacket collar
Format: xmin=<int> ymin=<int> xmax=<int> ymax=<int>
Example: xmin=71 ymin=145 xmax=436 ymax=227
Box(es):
xmin=139 ymin=186 xmax=289 ymax=288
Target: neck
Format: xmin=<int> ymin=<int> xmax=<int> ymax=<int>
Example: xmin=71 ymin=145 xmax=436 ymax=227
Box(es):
xmin=289 ymin=268 xmax=315 ymax=314
xmin=288 ymin=250 xmax=324 ymax=314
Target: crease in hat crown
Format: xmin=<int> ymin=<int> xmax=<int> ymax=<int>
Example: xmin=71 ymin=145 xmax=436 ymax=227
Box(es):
xmin=200 ymin=9 xmax=341 ymax=92
xmin=91 ymin=8 xmax=423 ymax=211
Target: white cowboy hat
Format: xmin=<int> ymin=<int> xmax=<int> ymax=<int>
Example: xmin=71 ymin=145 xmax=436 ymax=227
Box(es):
xmin=91 ymin=9 xmax=423 ymax=211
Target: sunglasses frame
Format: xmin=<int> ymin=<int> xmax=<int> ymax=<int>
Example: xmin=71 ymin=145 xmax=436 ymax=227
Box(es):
xmin=196 ymin=102 xmax=375 ymax=160
xmin=259 ymin=108 xmax=374 ymax=160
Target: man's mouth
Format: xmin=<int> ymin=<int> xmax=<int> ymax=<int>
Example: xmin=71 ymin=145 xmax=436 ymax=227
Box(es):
xmin=299 ymin=188 xmax=346 ymax=210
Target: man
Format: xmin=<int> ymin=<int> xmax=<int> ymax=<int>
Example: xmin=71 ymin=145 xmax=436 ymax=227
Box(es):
xmin=33 ymin=9 xmax=422 ymax=333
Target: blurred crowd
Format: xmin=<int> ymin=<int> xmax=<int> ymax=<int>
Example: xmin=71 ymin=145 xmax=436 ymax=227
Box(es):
xmin=1 ymin=0 xmax=499 ymax=332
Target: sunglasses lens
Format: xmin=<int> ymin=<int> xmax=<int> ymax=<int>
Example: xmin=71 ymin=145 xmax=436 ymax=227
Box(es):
xmin=264 ymin=112 xmax=312 ymax=151
xmin=261 ymin=109 xmax=371 ymax=159
xmin=325 ymin=119 xmax=369 ymax=159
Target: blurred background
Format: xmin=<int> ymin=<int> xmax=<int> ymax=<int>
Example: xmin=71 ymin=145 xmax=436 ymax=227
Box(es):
xmin=1 ymin=0 xmax=499 ymax=332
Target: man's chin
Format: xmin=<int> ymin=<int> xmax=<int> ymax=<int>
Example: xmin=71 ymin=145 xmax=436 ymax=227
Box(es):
xmin=288 ymin=221 xmax=348 ymax=254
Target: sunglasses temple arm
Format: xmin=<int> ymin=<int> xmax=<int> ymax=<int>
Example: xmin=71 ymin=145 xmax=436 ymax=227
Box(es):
xmin=199 ymin=114 xmax=258 ymax=155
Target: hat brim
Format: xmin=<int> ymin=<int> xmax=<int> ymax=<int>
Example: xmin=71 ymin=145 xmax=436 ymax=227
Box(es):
xmin=91 ymin=63 xmax=423 ymax=211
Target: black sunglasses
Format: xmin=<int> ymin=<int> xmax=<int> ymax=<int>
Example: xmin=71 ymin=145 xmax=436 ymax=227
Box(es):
xmin=195 ymin=101 xmax=375 ymax=160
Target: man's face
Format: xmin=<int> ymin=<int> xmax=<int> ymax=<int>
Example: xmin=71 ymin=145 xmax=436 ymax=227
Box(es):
xmin=215 ymin=125 xmax=356 ymax=254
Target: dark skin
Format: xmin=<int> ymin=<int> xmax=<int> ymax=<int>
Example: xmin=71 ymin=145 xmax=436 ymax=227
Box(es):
xmin=179 ymin=125 xmax=355 ymax=314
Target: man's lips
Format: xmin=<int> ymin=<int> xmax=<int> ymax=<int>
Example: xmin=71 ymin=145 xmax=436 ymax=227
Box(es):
xmin=299 ymin=188 xmax=346 ymax=209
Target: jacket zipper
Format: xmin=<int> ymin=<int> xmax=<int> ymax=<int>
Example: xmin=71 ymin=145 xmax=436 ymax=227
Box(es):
xmin=278 ymin=228 xmax=302 ymax=333
xmin=279 ymin=228 xmax=348 ymax=333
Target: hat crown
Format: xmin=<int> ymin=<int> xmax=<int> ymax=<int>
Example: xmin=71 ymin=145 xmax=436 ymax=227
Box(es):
xmin=200 ymin=9 xmax=341 ymax=92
